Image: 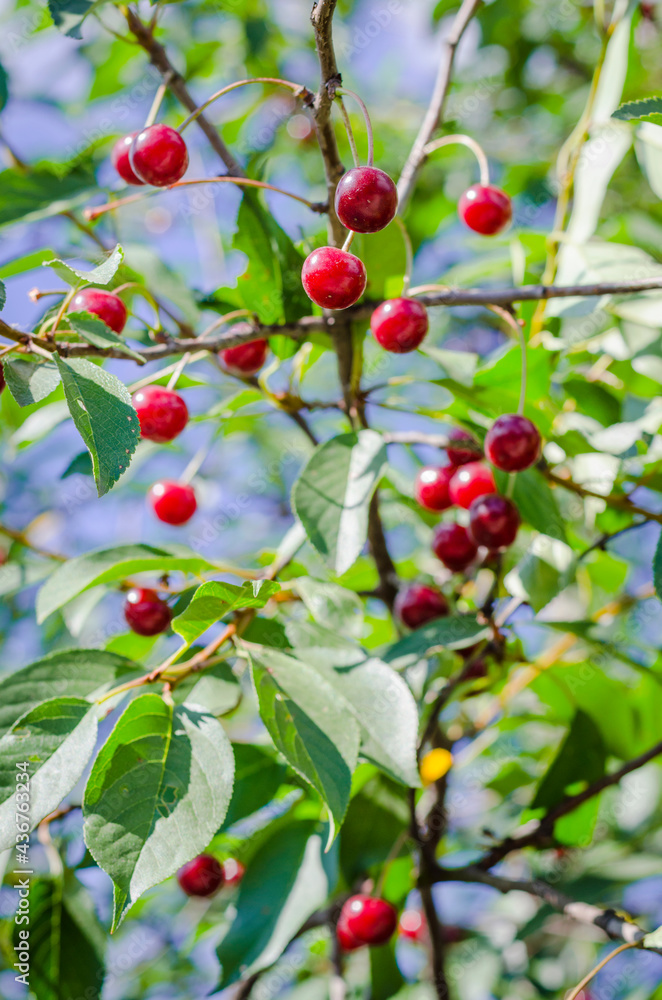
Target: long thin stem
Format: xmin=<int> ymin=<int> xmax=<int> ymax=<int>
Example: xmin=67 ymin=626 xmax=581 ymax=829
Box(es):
xmin=423 ymin=134 xmax=490 ymax=187
xmin=394 ymin=216 xmax=414 ymax=294
xmin=566 ymin=943 xmax=641 ymax=1000
xmin=335 ymin=97 xmax=360 ymax=167
xmin=177 ymin=77 xmax=312 ymax=133
xmin=144 ymin=78 xmax=171 ymax=128
xmin=336 ymin=87 xmax=374 ymax=166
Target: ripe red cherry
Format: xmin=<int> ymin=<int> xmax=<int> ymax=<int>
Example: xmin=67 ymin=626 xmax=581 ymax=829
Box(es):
xmin=395 ymin=584 xmax=448 ymax=629
xmin=221 ymin=859 xmax=245 ymax=886
xmin=432 ymin=523 xmax=478 ymax=573
xmin=111 ymin=132 xmax=145 ymax=186
xmin=370 ymin=298 xmax=429 ymax=353
xmin=337 ymin=895 xmax=397 ymax=951
xmin=447 ymin=429 xmax=481 ymax=466
xmin=415 ymin=465 xmax=455 ymax=512
xmin=148 ymin=480 xmax=197 ymax=525
xmin=399 ymin=909 xmax=427 ymax=942
xmin=132 ymin=385 xmax=188 ymax=443
xmin=301 ymin=247 xmax=367 ymax=310
xmin=177 ymin=854 xmax=224 ymax=897
xmin=69 ymin=288 xmax=127 ymax=335
xmin=485 ymin=414 xmax=541 ymax=472
xmin=130 ymin=124 xmax=189 ymax=187
xmin=334 ymin=166 xmax=398 ymax=234
xmin=458 ymin=184 xmax=512 ymax=236
xmin=220 ymin=339 xmax=269 ymax=376
xmin=449 ymin=462 xmax=496 ymax=509
xmin=123 ymin=587 xmax=172 ymax=636
xmin=469 ymin=494 xmax=520 ymax=549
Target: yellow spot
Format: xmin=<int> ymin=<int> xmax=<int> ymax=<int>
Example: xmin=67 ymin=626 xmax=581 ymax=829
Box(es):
xmin=420 ymin=748 xmax=453 ymax=786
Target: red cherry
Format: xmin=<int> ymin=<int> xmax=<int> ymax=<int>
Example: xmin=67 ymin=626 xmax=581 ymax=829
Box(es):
xmin=220 ymin=339 xmax=269 ymax=376
xmin=334 ymin=166 xmax=398 ymax=234
xmin=432 ymin=523 xmax=478 ymax=573
xmin=458 ymin=184 xmax=512 ymax=236
xmin=485 ymin=414 xmax=541 ymax=472
xmin=130 ymin=124 xmax=189 ymax=187
xmin=301 ymin=247 xmax=367 ymax=310
xmin=221 ymin=858 xmax=245 ymax=886
xmin=132 ymin=385 xmax=188 ymax=444
xmin=469 ymin=494 xmax=520 ymax=549
xmin=0 ymin=365 xmax=5 ymax=394
xmin=449 ymin=462 xmax=496 ymax=509
xmin=399 ymin=909 xmax=427 ymax=942
xmin=177 ymin=854 xmax=224 ymax=897
xmin=123 ymin=587 xmax=172 ymax=636
xmin=415 ymin=465 xmax=455 ymax=512
xmin=148 ymin=480 xmax=197 ymax=525
xmin=111 ymin=132 xmax=145 ymax=186
xmin=69 ymin=288 xmax=127 ymax=335
xmin=370 ymin=298 xmax=429 ymax=353
xmin=337 ymin=895 xmax=397 ymax=950
xmin=447 ymin=429 xmax=481 ymax=466
xmin=395 ymin=584 xmax=448 ymax=629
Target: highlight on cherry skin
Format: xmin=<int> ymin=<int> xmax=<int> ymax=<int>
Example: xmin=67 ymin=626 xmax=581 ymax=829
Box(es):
xmin=69 ymin=287 xmax=128 ymax=335
xmin=395 ymin=583 xmax=449 ymax=629
xmin=485 ymin=413 xmax=541 ymax=472
xmin=448 ymin=461 xmax=496 ymax=509
xmin=129 ymin=124 xmax=189 ymax=187
xmin=132 ymin=385 xmax=189 ymax=443
xmin=469 ymin=493 xmax=520 ymax=549
xmin=432 ymin=522 xmax=478 ymax=573
xmin=334 ymin=166 xmax=398 ymax=234
xmin=111 ymin=132 xmax=145 ymax=186
xmin=148 ymin=480 xmax=197 ymax=525
xmin=415 ymin=465 xmax=455 ymax=512
xmin=301 ymin=246 xmax=367 ymax=310
xmin=458 ymin=183 xmax=512 ymax=236
xmin=221 ymin=858 xmax=245 ymax=886
xmin=220 ymin=338 xmax=269 ymax=376
xmin=370 ymin=298 xmax=429 ymax=353
xmin=336 ymin=895 xmax=398 ymax=951
xmin=177 ymin=854 xmax=225 ymax=897
xmin=123 ymin=587 xmax=172 ymax=636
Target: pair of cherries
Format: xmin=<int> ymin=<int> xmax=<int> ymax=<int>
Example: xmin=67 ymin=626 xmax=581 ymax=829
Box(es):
xmin=112 ymin=124 xmax=189 ymax=187
xmin=177 ymin=853 xmax=245 ymax=896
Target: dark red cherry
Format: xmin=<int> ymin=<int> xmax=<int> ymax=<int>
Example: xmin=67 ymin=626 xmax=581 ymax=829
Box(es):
xmin=0 ymin=365 xmax=5 ymax=395
xmin=221 ymin=859 xmax=245 ymax=886
xmin=130 ymin=124 xmax=189 ymax=187
xmin=132 ymin=385 xmax=188 ymax=443
xmin=370 ymin=298 xmax=428 ymax=353
xmin=301 ymin=246 xmax=367 ymax=310
xmin=432 ymin=523 xmax=478 ymax=573
xmin=70 ymin=288 xmax=127 ymax=335
xmin=334 ymin=166 xmax=398 ymax=234
xmin=415 ymin=465 xmax=455 ymax=512
xmin=123 ymin=587 xmax=172 ymax=636
xmin=447 ymin=429 xmax=481 ymax=466
xmin=395 ymin=584 xmax=448 ymax=629
xmin=177 ymin=854 xmax=224 ymax=897
xmin=485 ymin=414 xmax=541 ymax=472
xmin=111 ymin=132 xmax=145 ymax=186
xmin=148 ymin=480 xmax=197 ymax=525
xmin=220 ymin=339 xmax=269 ymax=376
xmin=337 ymin=895 xmax=397 ymax=950
xmin=468 ymin=494 xmax=520 ymax=549
xmin=458 ymin=184 xmax=512 ymax=236
xmin=449 ymin=462 xmax=496 ymax=509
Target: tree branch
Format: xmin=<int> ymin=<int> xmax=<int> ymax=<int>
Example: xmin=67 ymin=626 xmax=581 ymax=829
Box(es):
xmin=397 ymin=0 xmax=483 ymax=209
xmin=310 ymin=0 xmax=345 ymax=246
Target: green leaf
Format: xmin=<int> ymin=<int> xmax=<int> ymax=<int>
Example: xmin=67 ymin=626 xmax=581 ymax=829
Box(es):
xmin=505 ymin=536 xmax=576 ymax=613
xmin=495 ymin=468 xmax=567 ymax=543
xmin=48 ymin=0 xmax=104 ymax=38
xmin=293 ymin=577 xmax=364 ymax=638
xmin=2 ymin=358 xmax=61 ymax=406
xmin=0 ymin=698 xmax=98 ymax=849
xmin=67 ymin=310 xmax=145 ymax=363
xmin=532 ymin=710 xmax=606 ymax=811
xmin=171 ymin=579 xmax=280 ymax=646
xmin=0 ymin=648 xmax=136 ymax=738
xmin=54 ymin=354 xmax=140 ymax=497
xmin=44 ymin=243 xmax=124 ymax=287
xmin=0 ymin=61 xmax=7 ymax=113
xmin=0 ymin=163 xmax=97 ymax=228
xmin=613 ymin=96 xmax=662 ymax=125
xmin=292 ymin=431 xmax=387 ymax=575
xmin=36 ymin=543 xmax=222 ymax=622
xmin=643 ymin=924 xmax=662 ymax=949
xmin=382 ymin=615 xmax=489 ymax=665
xmin=13 ymin=877 xmax=105 ymax=1000
xmin=61 ymin=450 xmax=93 ymax=478
xmin=0 ymin=278 xmax=5 ymax=311
xmin=222 ymin=743 xmax=287 ymax=829
xmin=248 ymin=646 xmax=360 ymax=839
xmin=83 ymin=693 xmax=235 ymax=930
xmin=286 ymin=619 xmax=366 ymax=667
xmin=173 ymin=662 xmax=241 ymax=717
xmin=654 ymin=530 xmax=662 ymax=602
xmin=216 ymin=820 xmax=329 ymax=987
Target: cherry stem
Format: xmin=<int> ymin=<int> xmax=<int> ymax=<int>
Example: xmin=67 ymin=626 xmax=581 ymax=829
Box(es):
xmin=200 ymin=308 xmax=256 ymax=341
xmin=336 ymin=87 xmax=374 ymax=167
xmin=423 ymin=134 xmax=490 ymax=187
xmin=177 ymin=77 xmax=310 ymax=133
xmin=84 ymin=175 xmax=321 ymax=221
xmin=335 ymin=97 xmax=360 ymax=168
xmin=566 ymin=942 xmax=641 ymax=1000
xmin=181 ymin=442 xmax=211 ymax=485
xmin=408 ymin=283 xmax=451 ymax=296
xmin=342 ymin=230 xmax=356 ymax=253
xmin=394 ymin=217 xmax=414 ymax=295
xmin=144 ymin=79 xmax=170 ymax=129
xmin=166 ymin=351 xmax=191 ymax=391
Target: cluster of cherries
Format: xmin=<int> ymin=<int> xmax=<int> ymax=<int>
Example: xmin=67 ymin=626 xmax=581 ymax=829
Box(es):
xmin=395 ymin=415 xmax=541 ymax=631
xmin=176 ymin=853 xmax=245 ymax=896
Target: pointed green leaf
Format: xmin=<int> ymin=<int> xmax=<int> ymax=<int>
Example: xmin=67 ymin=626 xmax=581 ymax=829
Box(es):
xmin=67 ymin=310 xmax=145 ymax=363
xmin=613 ymin=96 xmax=662 ymax=125
xmin=0 ymin=163 xmax=97 ymax=228
xmin=171 ymin=579 xmax=280 ymax=647
xmin=382 ymin=614 xmax=489 ymax=665
xmin=43 ymin=243 xmax=123 ymax=286
xmin=2 ymin=358 xmax=61 ymax=406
